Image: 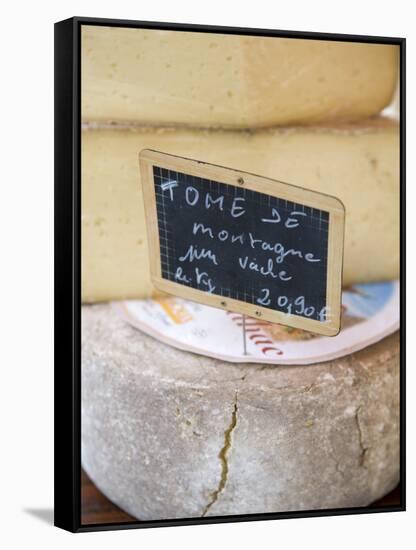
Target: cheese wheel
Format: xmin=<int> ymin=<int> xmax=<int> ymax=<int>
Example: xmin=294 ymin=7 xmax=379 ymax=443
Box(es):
xmin=81 ymin=304 xmax=400 ymax=520
xmin=81 ymin=119 xmax=399 ymax=302
xmin=81 ymin=26 xmax=398 ymax=128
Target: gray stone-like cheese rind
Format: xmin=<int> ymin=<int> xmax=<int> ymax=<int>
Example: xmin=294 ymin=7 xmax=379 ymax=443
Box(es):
xmin=81 ymin=304 xmax=400 ymax=520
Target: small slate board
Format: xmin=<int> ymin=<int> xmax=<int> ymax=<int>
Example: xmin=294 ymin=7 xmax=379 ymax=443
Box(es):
xmin=139 ymin=150 xmax=345 ymax=336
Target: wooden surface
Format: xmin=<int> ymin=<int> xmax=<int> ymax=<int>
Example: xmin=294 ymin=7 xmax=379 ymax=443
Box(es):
xmin=81 ymin=468 xmax=401 ymax=525
xmin=81 ymin=470 xmax=136 ymax=524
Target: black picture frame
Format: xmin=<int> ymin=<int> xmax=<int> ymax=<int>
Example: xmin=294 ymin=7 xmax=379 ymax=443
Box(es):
xmin=54 ymin=16 xmax=406 ymax=533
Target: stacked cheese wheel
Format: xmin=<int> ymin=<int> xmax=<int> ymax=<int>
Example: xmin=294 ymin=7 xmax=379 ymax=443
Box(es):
xmin=81 ymin=25 xmax=400 ymax=519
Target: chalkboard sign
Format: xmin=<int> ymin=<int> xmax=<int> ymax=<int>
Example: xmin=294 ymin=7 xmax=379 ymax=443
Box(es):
xmin=140 ymin=150 xmax=345 ymax=336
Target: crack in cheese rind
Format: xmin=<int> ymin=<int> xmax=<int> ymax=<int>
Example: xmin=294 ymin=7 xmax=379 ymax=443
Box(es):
xmin=81 ymin=120 xmax=399 ymax=303
xmin=81 ymin=26 xmax=398 ymax=128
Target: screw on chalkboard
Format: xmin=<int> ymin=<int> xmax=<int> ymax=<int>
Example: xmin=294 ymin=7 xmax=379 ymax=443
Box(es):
xmin=237 ymin=177 xmax=245 ymax=186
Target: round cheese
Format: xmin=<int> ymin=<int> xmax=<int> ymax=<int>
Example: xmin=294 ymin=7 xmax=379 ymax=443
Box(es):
xmin=81 ymin=120 xmax=399 ymax=302
xmin=82 ymin=304 xmax=400 ymax=520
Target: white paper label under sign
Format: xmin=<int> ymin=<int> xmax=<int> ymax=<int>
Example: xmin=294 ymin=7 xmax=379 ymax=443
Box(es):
xmin=116 ymin=280 xmax=399 ymax=366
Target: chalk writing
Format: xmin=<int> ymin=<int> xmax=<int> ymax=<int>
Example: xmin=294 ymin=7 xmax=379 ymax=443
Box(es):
xmin=154 ymin=165 xmax=329 ymax=322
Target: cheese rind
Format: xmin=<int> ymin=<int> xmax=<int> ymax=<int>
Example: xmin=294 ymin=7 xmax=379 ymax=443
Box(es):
xmin=81 ymin=26 xmax=398 ymax=128
xmin=82 ymin=120 xmax=399 ymax=303
xmin=82 ymin=304 xmax=400 ymax=518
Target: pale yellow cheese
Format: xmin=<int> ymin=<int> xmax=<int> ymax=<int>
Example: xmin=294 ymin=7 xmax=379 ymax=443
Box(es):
xmin=81 ymin=26 xmax=398 ymax=128
xmin=81 ymin=119 xmax=399 ymax=303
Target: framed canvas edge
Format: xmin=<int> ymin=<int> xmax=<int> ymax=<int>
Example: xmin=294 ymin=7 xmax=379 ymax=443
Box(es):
xmin=74 ymin=14 xmax=405 ymax=44
xmin=54 ymin=17 xmax=82 ymax=533
xmin=54 ymin=16 xmax=406 ymax=533
xmin=399 ymin=36 xmax=406 ymax=512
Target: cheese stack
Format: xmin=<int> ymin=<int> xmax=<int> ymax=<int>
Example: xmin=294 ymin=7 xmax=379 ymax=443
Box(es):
xmin=81 ymin=26 xmax=399 ymax=303
xmin=81 ymin=26 xmax=400 ymax=519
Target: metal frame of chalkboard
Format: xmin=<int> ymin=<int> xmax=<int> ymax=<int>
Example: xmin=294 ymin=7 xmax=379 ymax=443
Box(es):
xmin=140 ymin=149 xmax=345 ymax=336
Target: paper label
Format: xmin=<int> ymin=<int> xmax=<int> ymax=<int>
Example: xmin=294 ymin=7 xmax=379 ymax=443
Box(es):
xmin=116 ymin=280 xmax=399 ymax=365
